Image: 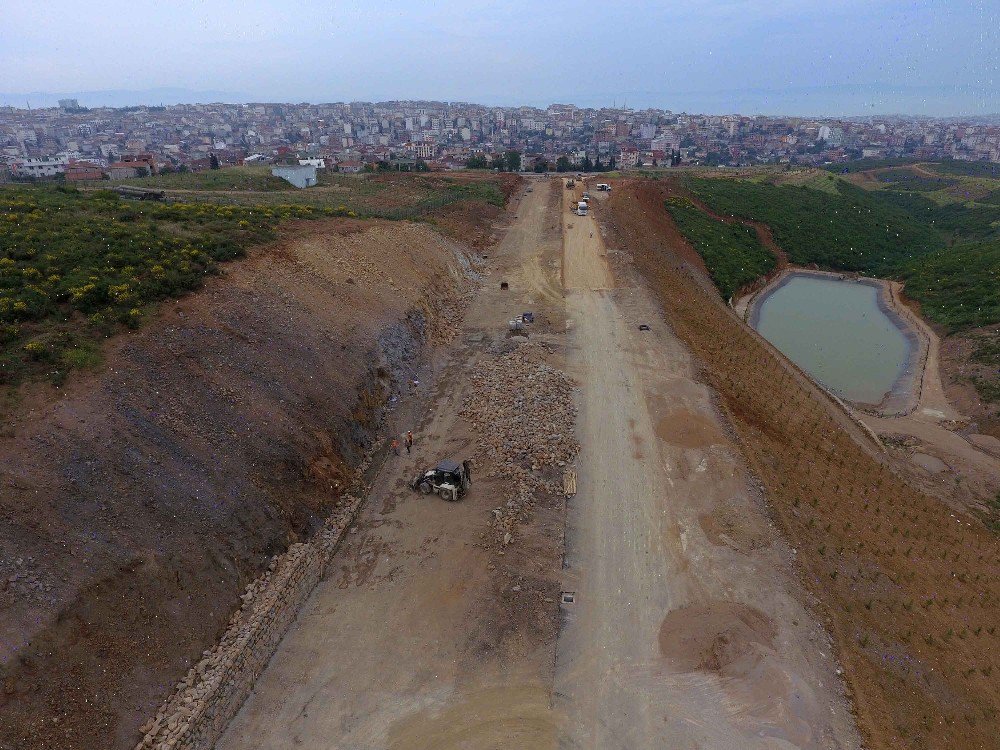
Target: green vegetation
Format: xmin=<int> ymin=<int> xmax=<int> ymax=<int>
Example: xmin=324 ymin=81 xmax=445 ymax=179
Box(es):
xmin=106 ymin=170 xmax=509 ymax=221
xmin=968 ymin=332 xmax=1000 ymax=406
xmin=678 ymin=174 xmax=1000 ymax=331
xmin=924 ymin=161 xmax=1000 ymax=179
xmin=822 ymin=157 xmax=923 ymax=173
xmin=0 ymin=174 xmax=511 ymax=386
xmin=664 ymin=196 xmax=776 ymax=297
xmin=0 ymin=185 xmax=352 ymax=385
xmin=107 ymin=165 xmax=291 ymax=191
xmin=899 ymin=242 xmax=1000 ymax=329
xmin=467 ymin=151 xmax=522 ymax=172
xmin=971 ymin=335 xmax=1000 ymax=367
xmin=874 ymin=169 xmax=957 ymax=192
xmin=977 ymin=189 xmax=1000 ymax=206
xmin=371 ymin=180 xmax=507 ymax=219
xmin=876 ymin=191 xmax=1000 ymax=241
xmin=684 ymin=177 xmax=944 ymax=276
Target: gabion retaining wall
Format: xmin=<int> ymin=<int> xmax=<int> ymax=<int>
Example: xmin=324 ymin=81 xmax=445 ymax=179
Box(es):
xmin=133 ymin=495 xmax=364 ymax=750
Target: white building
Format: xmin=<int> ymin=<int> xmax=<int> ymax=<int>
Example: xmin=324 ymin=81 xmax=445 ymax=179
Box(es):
xmin=271 ymin=164 xmax=317 ymax=188
xmin=298 ymin=158 xmax=326 ymax=169
xmin=12 ymin=156 xmax=69 ymax=178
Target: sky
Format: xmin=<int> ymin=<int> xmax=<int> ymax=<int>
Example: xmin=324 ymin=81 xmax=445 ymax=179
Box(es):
xmin=2 ymin=0 xmax=998 ymax=116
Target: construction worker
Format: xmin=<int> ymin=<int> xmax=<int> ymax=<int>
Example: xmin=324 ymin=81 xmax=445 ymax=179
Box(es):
xmin=405 ymin=431 xmax=414 ymax=454
xmin=391 ymin=438 xmax=400 ymax=456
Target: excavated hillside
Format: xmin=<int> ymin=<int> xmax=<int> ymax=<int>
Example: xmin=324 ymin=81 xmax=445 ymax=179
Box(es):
xmin=0 ymin=208 xmax=504 ymax=750
xmin=602 ymin=179 xmax=1000 ymax=750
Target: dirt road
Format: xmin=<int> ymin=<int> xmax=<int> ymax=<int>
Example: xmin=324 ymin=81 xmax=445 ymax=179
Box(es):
xmin=216 ymin=178 xmax=861 ymax=750
xmin=553 ymin=185 xmax=861 ymax=748
xmin=216 ymin=178 xmax=565 ymax=750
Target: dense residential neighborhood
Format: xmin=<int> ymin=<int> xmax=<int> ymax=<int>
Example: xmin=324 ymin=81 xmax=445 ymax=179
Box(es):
xmin=1 ymin=98 xmax=998 ymax=180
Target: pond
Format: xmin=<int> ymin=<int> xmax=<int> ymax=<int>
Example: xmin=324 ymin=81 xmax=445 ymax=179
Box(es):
xmin=751 ymin=273 xmax=912 ymax=406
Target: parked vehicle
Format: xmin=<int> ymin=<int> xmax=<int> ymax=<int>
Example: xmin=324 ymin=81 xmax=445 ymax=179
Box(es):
xmin=410 ymin=459 xmax=473 ymax=501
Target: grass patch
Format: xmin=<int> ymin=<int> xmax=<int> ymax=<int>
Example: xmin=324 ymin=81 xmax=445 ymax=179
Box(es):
xmin=875 ymin=191 xmax=1000 ymax=241
xmin=107 ymin=165 xmax=291 ymax=191
xmin=111 ymin=172 xmax=512 ymax=221
xmin=822 ymin=157 xmax=924 ymax=173
xmin=664 ymin=196 xmax=776 ymax=298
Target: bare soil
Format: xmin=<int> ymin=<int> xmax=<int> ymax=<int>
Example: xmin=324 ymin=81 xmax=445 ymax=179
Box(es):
xmin=602 ymin=178 xmax=1000 ymax=750
xmin=939 ymin=326 xmax=1000 ymax=439
xmin=0 ymin=212 xmax=496 ymax=750
xmin=554 ymin=181 xmax=860 ymax=749
xmin=215 ymin=178 xmax=568 ymax=750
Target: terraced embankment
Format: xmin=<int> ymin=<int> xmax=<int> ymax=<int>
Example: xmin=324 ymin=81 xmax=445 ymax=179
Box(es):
xmin=0 ymin=216 xmax=493 ymax=750
xmin=602 ymin=178 xmax=1000 ymax=750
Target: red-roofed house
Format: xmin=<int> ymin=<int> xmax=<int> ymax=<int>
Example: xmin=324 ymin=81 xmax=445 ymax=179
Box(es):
xmin=65 ymin=161 xmax=105 ymax=181
xmin=618 ymin=145 xmax=640 ymax=169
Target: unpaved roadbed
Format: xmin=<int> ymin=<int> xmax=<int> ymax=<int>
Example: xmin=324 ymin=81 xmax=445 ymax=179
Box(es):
xmin=554 ymin=180 xmax=860 ymax=749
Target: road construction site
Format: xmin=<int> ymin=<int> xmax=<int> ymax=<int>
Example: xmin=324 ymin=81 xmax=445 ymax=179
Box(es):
xmin=205 ymin=178 xmax=859 ymax=749
xmin=6 ymin=171 xmax=996 ymax=750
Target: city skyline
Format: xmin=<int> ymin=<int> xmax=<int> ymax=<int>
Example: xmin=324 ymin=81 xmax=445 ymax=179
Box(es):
xmin=6 ymin=98 xmax=999 ymax=179
xmin=3 ymin=0 xmax=998 ymax=117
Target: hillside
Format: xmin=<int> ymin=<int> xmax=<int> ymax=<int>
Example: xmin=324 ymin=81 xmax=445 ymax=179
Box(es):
xmin=605 ymin=178 xmax=1000 ymax=750
xmin=0 ymin=175 xmax=516 ymax=749
xmin=683 ymin=176 xmax=945 ymax=277
xmin=675 ymin=170 xmax=1000 ymax=431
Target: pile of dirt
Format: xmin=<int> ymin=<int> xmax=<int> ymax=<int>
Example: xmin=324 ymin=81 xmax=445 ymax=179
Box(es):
xmin=0 ymin=218 xmax=481 ymax=750
xmin=603 ymin=178 xmax=1000 ymax=750
xmin=658 ymin=602 xmax=777 ymax=674
xmin=462 ymin=340 xmax=578 ymax=550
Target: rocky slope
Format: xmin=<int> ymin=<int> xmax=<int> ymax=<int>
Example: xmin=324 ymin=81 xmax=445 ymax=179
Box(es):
xmin=0 ymin=217 xmax=490 ymax=750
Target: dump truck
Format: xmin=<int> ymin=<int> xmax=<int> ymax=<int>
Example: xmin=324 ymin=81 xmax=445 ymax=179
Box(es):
xmin=576 ymin=200 xmax=588 ymax=216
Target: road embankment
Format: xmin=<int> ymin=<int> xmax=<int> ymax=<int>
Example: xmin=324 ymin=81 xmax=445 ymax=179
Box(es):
xmin=0 ymin=218 xmax=484 ymax=750
xmin=601 ymin=178 xmax=1000 ymax=750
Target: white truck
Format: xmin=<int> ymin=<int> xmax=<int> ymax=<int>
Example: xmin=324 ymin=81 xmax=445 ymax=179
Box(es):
xmin=576 ymin=200 xmax=588 ymax=216
xmin=596 ymin=183 xmax=611 ymax=192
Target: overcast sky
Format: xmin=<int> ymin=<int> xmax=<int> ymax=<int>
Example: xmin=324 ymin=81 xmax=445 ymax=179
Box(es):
xmin=2 ymin=0 xmax=998 ymax=115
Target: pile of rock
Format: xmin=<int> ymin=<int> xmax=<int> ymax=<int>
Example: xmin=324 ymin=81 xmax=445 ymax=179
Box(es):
xmin=462 ymin=341 xmax=579 ymax=549
xmin=133 ymin=494 xmax=363 ymax=750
